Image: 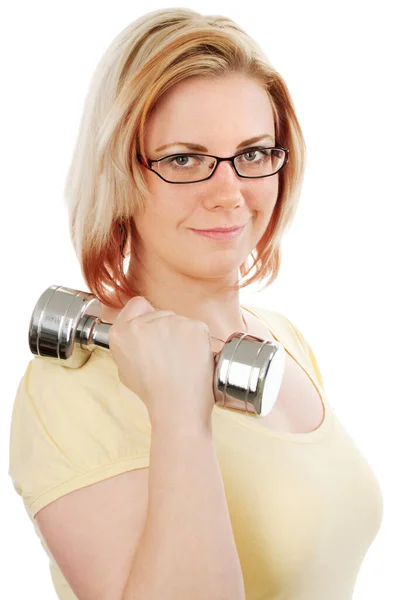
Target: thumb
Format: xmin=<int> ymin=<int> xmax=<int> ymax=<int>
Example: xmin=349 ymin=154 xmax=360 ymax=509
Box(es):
xmin=111 ymin=296 xmax=157 ymax=326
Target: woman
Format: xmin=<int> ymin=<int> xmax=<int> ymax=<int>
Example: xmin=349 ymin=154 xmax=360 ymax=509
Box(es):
xmin=8 ymin=8 xmax=384 ymax=600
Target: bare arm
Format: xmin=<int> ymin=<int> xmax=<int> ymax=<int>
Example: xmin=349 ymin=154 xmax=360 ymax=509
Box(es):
xmin=34 ymin=409 xmax=244 ymax=600
xmin=122 ymin=419 xmax=245 ymax=600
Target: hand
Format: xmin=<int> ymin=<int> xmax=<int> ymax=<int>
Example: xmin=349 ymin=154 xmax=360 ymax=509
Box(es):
xmin=108 ymin=297 xmax=216 ymax=431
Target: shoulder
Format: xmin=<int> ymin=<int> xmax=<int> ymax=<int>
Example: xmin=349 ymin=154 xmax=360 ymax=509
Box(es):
xmin=9 ymin=350 xmax=151 ymax=518
xmin=244 ymin=305 xmax=303 ymax=346
xmin=244 ymin=305 xmax=325 ymax=392
xmin=18 ymin=349 xmax=151 ymax=439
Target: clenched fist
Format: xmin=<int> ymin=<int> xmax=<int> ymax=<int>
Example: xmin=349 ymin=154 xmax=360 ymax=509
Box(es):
xmin=108 ymin=296 xmax=216 ymax=432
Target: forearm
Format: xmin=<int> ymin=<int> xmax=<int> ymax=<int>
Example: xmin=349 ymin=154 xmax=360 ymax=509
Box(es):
xmin=122 ymin=419 xmax=245 ymax=600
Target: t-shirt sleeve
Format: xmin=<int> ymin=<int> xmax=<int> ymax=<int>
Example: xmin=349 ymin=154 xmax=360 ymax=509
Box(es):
xmin=8 ymin=349 xmax=151 ymax=519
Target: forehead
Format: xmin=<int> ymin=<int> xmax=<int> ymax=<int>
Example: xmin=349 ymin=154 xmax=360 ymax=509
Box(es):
xmin=145 ymin=74 xmax=275 ymax=148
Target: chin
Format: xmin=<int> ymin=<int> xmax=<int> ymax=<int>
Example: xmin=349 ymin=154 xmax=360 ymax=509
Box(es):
xmin=187 ymin=255 xmax=246 ymax=278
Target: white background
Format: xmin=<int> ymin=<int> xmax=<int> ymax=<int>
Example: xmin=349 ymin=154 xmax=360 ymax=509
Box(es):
xmin=1 ymin=1 xmax=402 ymax=598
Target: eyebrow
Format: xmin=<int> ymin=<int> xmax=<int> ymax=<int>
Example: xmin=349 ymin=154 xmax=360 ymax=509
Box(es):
xmin=154 ymin=134 xmax=275 ymax=154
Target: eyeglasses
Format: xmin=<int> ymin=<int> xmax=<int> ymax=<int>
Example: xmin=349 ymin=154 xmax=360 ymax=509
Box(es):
xmin=136 ymin=144 xmax=289 ymax=184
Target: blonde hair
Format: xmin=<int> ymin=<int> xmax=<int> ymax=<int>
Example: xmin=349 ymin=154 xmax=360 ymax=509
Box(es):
xmin=64 ymin=8 xmax=306 ymax=309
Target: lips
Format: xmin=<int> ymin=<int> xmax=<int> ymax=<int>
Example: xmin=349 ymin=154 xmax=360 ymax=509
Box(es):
xmin=193 ymin=225 xmax=244 ymax=232
xmin=191 ymin=224 xmax=245 ymax=241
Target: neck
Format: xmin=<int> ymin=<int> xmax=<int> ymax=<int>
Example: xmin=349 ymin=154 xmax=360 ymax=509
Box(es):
xmin=119 ymin=258 xmax=248 ymax=341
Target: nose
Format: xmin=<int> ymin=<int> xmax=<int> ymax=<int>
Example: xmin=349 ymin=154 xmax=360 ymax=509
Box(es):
xmin=213 ymin=158 xmax=239 ymax=179
xmin=205 ymin=159 xmax=244 ymax=208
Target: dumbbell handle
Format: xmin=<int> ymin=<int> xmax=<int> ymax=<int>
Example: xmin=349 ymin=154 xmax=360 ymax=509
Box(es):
xmin=29 ymin=285 xmax=285 ymax=417
xmin=76 ymin=315 xmax=111 ymax=351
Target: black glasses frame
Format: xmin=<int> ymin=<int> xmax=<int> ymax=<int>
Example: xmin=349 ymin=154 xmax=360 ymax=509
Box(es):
xmin=136 ymin=144 xmax=289 ymax=184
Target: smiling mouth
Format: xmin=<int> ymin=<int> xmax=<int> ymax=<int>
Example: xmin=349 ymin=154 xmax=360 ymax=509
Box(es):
xmin=190 ymin=224 xmax=245 ymax=241
xmin=192 ymin=225 xmax=246 ymax=233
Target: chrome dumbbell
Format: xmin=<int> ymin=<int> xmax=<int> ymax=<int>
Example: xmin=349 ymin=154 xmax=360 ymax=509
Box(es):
xmin=28 ymin=285 xmax=285 ymax=417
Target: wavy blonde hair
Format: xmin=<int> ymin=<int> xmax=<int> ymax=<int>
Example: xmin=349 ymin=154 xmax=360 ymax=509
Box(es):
xmin=64 ymin=7 xmax=306 ymax=309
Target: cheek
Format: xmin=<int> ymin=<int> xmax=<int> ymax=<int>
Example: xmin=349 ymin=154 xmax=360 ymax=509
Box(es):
xmin=136 ymin=195 xmax=189 ymax=243
xmin=251 ymin=180 xmax=278 ymax=216
xmin=249 ymin=184 xmax=278 ymax=235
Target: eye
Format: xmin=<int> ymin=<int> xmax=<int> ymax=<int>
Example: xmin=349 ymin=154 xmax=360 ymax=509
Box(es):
xmin=163 ymin=154 xmax=206 ymax=170
xmin=239 ymin=148 xmax=271 ymax=162
xmin=244 ymin=150 xmax=260 ymax=161
xmin=171 ymin=155 xmax=191 ymax=166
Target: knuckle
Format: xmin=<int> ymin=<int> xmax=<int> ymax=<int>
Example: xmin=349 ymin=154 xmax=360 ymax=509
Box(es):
xmin=127 ymin=295 xmax=142 ymax=306
xmin=130 ymin=296 xmax=153 ymax=310
xmin=109 ymin=322 xmax=128 ymax=342
xmin=109 ymin=325 xmax=119 ymax=342
xmin=193 ymin=320 xmax=210 ymax=335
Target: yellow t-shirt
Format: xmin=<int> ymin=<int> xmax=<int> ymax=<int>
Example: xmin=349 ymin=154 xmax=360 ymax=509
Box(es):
xmin=8 ymin=306 xmax=384 ymax=600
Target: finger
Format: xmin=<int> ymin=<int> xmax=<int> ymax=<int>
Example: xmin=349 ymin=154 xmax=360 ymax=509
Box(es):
xmin=113 ymin=296 xmax=157 ymax=323
xmin=131 ymin=310 xmax=177 ymax=324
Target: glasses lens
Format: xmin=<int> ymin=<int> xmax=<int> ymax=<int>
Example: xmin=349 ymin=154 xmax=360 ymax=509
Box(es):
xmin=234 ymin=148 xmax=285 ymax=178
xmin=157 ymin=154 xmax=216 ymax=182
xmin=155 ymin=148 xmax=286 ymax=182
